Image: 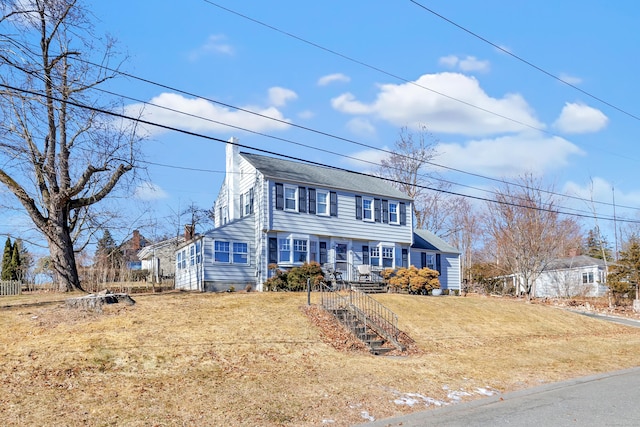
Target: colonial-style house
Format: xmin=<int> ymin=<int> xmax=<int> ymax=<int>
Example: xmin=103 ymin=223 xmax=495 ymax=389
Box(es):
xmin=174 ymin=138 xmax=461 ymax=292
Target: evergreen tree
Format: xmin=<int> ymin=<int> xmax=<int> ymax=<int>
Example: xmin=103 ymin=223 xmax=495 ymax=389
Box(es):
xmin=1 ymin=237 xmax=12 ymax=281
xmin=607 ymin=235 xmax=640 ymax=304
xmin=583 ymin=227 xmax=613 ymax=260
xmin=10 ymin=242 xmax=21 ymax=281
xmin=94 ymin=230 xmax=122 ymax=282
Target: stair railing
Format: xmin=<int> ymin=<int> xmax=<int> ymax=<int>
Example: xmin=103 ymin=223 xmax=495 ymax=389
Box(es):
xmin=319 ymin=285 xmax=403 ymax=351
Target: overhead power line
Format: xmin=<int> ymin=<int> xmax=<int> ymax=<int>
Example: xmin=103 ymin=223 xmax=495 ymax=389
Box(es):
xmin=70 ymin=55 xmax=639 ymax=214
xmin=2 ymin=81 xmax=639 ymax=226
xmin=408 ymin=0 xmax=640 ymax=123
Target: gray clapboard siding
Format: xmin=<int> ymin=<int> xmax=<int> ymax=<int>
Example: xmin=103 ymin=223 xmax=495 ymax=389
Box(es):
xmin=269 ymin=184 xmax=413 ymax=244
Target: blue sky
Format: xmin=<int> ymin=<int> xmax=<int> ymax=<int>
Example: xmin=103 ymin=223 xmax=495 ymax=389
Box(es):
xmin=4 ymin=0 xmax=640 ymax=253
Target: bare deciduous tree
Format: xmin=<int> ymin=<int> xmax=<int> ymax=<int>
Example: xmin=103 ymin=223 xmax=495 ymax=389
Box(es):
xmin=484 ymin=174 xmax=581 ymax=300
xmin=378 ymin=126 xmax=456 ymax=236
xmin=448 ymin=197 xmax=481 ymax=287
xmin=0 ymin=0 xmax=142 ymax=291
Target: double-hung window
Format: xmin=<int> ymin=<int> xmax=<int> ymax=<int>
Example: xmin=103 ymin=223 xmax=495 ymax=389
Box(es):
xmin=233 ymin=243 xmax=248 ymax=264
xmin=370 ymin=247 xmax=380 ymax=266
xmin=382 ymin=246 xmax=394 ymax=268
xmin=279 ymin=238 xmax=291 ymax=262
xmin=293 ymin=239 xmax=308 ymax=263
xmin=214 ymin=241 xmax=230 ymax=263
xmin=582 ymin=272 xmax=594 ymax=284
xmin=363 ymin=197 xmax=373 ymax=221
xmin=284 ymin=185 xmax=297 ymax=211
xmin=316 ymin=190 xmax=329 ymax=215
xmin=389 ymin=201 xmax=399 ymax=224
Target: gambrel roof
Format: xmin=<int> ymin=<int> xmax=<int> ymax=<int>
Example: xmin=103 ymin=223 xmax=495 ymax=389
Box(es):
xmin=412 ymin=229 xmax=460 ymax=254
xmin=240 ymin=152 xmax=410 ymax=200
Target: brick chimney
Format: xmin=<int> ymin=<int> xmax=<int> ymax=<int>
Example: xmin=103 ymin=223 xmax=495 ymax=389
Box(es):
xmin=184 ymin=224 xmax=194 ymax=240
xmin=131 ymin=230 xmax=141 ymax=251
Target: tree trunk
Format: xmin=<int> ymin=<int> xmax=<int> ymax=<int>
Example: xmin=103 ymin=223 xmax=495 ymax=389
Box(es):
xmin=45 ymin=214 xmax=84 ymax=293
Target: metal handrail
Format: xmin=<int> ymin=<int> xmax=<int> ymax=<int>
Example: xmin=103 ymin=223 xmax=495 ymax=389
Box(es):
xmin=319 ymin=284 xmax=402 ymax=350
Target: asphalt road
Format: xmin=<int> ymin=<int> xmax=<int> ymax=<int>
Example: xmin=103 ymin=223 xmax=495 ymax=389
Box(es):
xmin=358 ymin=367 xmax=640 ymax=427
xmin=359 ymin=313 xmax=640 ymax=427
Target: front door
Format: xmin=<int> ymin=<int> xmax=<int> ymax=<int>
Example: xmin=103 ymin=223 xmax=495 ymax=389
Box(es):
xmin=335 ymin=243 xmax=348 ymax=279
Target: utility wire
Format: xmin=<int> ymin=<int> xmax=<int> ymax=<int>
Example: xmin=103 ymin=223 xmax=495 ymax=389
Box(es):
xmin=2 ymin=81 xmax=639 ymax=225
xmin=194 ymin=1 xmax=640 ymax=209
xmin=74 ymin=57 xmax=640 ymax=213
xmin=91 ymin=86 xmax=619 ymax=220
xmin=408 ymin=0 xmax=640 ymax=123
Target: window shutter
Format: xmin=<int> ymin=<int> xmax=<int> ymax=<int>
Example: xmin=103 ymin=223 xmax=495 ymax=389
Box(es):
xmin=382 ymin=199 xmax=389 ymax=224
xmin=436 ymin=254 xmax=441 ymax=273
xmin=249 ymin=188 xmax=254 ymax=214
xmin=400 ymin=202 xmax=406 ymax=225
xmin=298 ymin=186 xmax=307 ymax=213
xmin=308 ymin=188 xmax=316 ymax=214
xmin=355 ymin=196 xmax=362 ymax=220
xmin=402 ymin=248 xmax=408 ymax=268
xmin=268 ymin=238 xmax=278 ymax=264
xmin=330 ymin=191 xmax=337 ymax=216
xmin=374 ymin=198 xmax=381 ymax=222
xmin=421 ymin=252 xmax=427 ymax=269
xmin=319 ymin=241 xmax=327 ymax=264
xmin=239 ymin=194 xmax=244 ymax=217
xmin=275 ymin=183 xmax=284 ymax=210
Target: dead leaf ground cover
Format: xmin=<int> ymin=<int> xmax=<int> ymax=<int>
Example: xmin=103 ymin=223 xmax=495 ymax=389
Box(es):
xmin=2 ymin=291 xmax=640 ymax=426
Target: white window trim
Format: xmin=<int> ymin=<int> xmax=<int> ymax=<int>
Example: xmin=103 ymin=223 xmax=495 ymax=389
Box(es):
xmin=362 ymin=197 xmax=374 ymax=222
xmin=277 ymin=233 xmax=310 ymax=265
xmin=213 ymin=240 xmax=250 ymax=264
xmin=388 ymin=201 xmax=400 ymax=224
xmin=316 ymin=189 xmax=330 ymax=216
xmin=284 ymin=185 xmax=298 ymax=212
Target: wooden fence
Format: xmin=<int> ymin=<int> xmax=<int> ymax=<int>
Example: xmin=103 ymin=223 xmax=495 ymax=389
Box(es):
xmin=0 ymin=280 xmax=22 ymax=296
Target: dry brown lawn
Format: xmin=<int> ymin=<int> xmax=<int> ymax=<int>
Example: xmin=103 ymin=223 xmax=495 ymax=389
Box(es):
xmin=2 ymin=291 xmax=640 ymax=426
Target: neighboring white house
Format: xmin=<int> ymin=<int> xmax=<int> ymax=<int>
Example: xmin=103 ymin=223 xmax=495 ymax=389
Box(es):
xmin=174 ymin=138 xmax=461 ymax=292
xmin=137 ymin=236 xmax=185 ymax=283
xmin=503 ymin=255 xmax=608 ymax=298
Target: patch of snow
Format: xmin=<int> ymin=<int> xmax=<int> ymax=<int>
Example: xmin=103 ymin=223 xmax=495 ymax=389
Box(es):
xmin=447 ymin=389 xmax=472 ymax=402
xmin=475 ymin=387 xmax=499 ymax=396
xmin=321 ymin=419 xmax=335 ymax=424
xmin=360 ymin=411 xmax=375 ymax=422
xmin=393 ymin=393 xmax=446 ymax=407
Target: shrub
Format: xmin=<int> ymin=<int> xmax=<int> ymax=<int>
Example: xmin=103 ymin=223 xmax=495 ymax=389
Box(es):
xmin=263 ymin=262 xmax=324 ymax=292
xmin=385 ymin=266 xmax=440 ymax=294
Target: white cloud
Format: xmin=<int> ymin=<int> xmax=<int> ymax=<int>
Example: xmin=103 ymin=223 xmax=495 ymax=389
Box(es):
xmin=134 ymin=182 xmax=169 ymax=201
xmin=124 ymin=91 xmax=292 ymax=137
xmin=439 ymin=55 xmax=490 ymax=73
xmin=558 ymin=73 xmax=583 ymax=85
xmin=188 ymin=34 xmax=234 ymax=61
xmin=553 ymin=102 xmax=608 ymax=134
xmin=346 ymin=117 xmax=376 ymax=137
xmin=317 ymin=73 xmax=351 ymax=86
xmin=298 ymin=110 xmax=315 ymax=120
xmin=436 ymin=132 xmax=584 ymax=178
xmin=563 ymin=177 xmax=640 ymax=220
xmin=268 ymin=87 xmax=297 ymax=107
xmin=331 ymin=72 xmax=543 ymax=137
